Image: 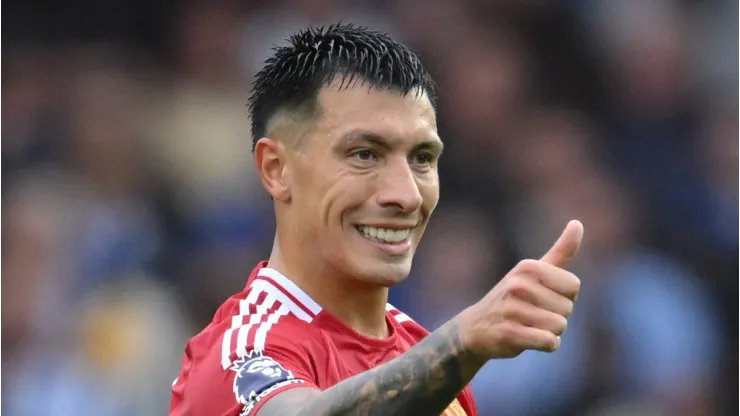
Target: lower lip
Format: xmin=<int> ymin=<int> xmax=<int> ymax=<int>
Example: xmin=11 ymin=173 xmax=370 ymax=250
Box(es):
xmin=356 ymin=229 xmax=413 ymax=255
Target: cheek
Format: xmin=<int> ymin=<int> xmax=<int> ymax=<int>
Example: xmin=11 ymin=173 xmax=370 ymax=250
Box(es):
xmin=321 ymin=174 xmax=377 ymax=228
xmin=419 ymin=174 xmax=440 ymax=212
xmin=292 ymin=157 xmax=336 ymax=205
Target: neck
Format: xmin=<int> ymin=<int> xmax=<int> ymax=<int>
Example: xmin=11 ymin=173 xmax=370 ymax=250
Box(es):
xmin=266 ymin=235 xmax=390 ymax=339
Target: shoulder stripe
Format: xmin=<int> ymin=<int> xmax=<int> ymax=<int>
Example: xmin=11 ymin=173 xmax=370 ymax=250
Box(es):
xmin=386 ymin=303 xmax=414 ymax=324
xmin=233 ymin=294 xmax=279 ymax=361
xmin=253 ymin=304 xmax=291 ymax=351
xmin=251 ymin=278 xmax=316 ymax=322
xmin=221 ymin=289 xmax=266 ymax=369
xmin=221 ymin=273 xmax=321 ymax=370
xmin=257 ymin=268 xmax=323 ymax=315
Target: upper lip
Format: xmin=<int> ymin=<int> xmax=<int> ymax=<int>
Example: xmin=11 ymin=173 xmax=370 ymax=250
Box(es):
xmin=356 ymin=223 xmax=418 ymax=230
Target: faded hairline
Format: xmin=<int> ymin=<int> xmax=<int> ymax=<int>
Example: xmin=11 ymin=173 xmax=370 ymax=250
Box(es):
xmin=262 ymin=97 xmax=321 ymax=151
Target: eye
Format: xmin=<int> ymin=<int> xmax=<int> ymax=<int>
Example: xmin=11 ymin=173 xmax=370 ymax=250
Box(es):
xmin=351 ymin=149 xmax=377 ymax=162
xmin=413 ymin=152 xmax=435 ymax=165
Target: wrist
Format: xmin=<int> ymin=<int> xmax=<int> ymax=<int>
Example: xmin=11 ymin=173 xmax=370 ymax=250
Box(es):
xmin=449 ymin=310 xmax=488 ymax=369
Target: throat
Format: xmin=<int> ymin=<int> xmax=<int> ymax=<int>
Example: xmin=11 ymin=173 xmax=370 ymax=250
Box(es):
xmin=267 ymin=236 xmax=392 ymax=340
xmin=334 ymin=296 xmax=391 ymax=340
xmin=313 ymin=278 xmax=391 ymax=340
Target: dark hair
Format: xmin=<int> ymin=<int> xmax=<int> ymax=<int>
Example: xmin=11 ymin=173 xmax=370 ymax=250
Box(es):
xmin=248 ymin=23 xmax=437 ymax=151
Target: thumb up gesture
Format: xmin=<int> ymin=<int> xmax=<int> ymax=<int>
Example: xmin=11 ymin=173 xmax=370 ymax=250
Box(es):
xmin=459 ymin=220 xmax=584 ymax=359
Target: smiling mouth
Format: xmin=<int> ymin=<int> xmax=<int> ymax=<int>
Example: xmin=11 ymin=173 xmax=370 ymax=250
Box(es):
xmin=355 ymin=225 xmax=412 ymax=244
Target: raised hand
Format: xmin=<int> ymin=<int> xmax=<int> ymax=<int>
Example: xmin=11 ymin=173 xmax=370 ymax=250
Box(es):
xmin=460 ymin=220 xmax=584 ymax=359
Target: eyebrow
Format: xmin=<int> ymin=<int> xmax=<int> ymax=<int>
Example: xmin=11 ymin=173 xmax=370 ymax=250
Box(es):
xmin=338 ymin=129 xmax=444 ymax=154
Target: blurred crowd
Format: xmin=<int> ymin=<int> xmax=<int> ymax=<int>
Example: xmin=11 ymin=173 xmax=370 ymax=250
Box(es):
xmin=2 ymin=0 xmax=737 ymax=415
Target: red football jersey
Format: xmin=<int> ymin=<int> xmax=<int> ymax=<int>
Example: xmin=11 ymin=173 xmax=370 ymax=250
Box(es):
xmin=170 ymin=261 xmax=478 ymax=416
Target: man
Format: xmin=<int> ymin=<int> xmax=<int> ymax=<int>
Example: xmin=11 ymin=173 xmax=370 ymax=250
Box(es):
xmin=170 ymin=23 xmax=583 ymax=416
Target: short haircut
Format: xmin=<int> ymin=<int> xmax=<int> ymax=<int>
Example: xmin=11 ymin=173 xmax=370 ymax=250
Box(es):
xmin=248 ymin=23 xmax=437 ymax=151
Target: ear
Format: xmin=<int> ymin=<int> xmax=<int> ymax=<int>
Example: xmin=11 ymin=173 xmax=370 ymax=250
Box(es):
xmin=254 ymin=137 xmax=291 ymax=201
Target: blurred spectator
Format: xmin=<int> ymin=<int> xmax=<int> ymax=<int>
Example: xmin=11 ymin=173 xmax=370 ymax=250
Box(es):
xmin=2 ymin=48 xmax=64 ymax=187
xmin=687 ymin=0 xmax=738 ymax=100
xmin=696 ymin=101 xmax=739 ymax=256
xmin=4 ymin=275 xmax=191 ymax=416
xmin=429 ymin=21 xmax=532 ymax=210
xmin=142 ymin=1 xmax=276 ymax=325
xmin=61 ymin=52 xmax=163 ymax=292
xmin=173 ymin=1 xmax=246 ymax=88
xmin=389 ymin=0 xmax=471 ymax=54
xmin=469 ymin=109 xmax=722 ymax=416
xmin=2 ymin=173 xmax=77 ymax=360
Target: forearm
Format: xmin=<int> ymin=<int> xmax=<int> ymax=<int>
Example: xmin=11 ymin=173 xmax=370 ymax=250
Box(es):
xmin=262 ymin=319 xmax=486 ymax=416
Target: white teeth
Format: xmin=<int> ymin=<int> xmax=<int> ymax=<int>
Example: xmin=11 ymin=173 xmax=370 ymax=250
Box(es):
xmin=358 ymin=226 xmax=411 ymax=243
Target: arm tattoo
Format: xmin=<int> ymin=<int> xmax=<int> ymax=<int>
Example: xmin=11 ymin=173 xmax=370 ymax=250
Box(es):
xmin=258 ymin=320 xmax=486 ymax=416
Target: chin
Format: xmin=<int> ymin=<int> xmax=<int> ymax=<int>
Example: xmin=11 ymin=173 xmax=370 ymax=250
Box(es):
xmin=348 ymin=256 xmax=414 ymax=287
xmin=329 ymin=226 xmax=419 ymax=286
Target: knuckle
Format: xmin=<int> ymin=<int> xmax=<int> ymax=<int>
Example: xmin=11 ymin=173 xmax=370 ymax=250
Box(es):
xmin=503 ymin=298 xmax=528 ymax=321
xmin=495 ymin=323 xmax=516 ymax=344
xmin=507 ymin=279 xmax=531 ymax=298
xmin=501 ymin=302 xmax=519 ymax=320
xmin=517 ymin=259 xmax=541 ymax=274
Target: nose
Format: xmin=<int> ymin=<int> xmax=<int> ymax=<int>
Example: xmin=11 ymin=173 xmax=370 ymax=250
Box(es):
xmin=375 ymin=157 xmax=423 ymax=214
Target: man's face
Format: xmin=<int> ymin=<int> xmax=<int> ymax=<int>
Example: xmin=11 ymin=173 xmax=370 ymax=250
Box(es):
xmin=286 ymin=82 xmax=442 ymax=286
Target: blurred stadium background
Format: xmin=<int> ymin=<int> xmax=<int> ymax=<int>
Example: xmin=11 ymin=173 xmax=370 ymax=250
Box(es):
xmin=2 ymin=0 xmax=737 ymax=415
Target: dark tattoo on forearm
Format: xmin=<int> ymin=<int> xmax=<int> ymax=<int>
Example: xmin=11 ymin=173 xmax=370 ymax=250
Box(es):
xmin=259 ymin=320 xmax=486 ymax=416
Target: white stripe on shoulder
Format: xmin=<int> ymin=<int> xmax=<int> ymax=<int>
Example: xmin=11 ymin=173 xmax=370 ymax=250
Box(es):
xmin=253 ymin=304 xmax=291 ymax=351
xmin=393 ymin=313 xmax=413 ymax=324
xmin=257 ymin=268 xmax=323 ymax=316
xmin=386 ymin=303 xmax=414 ymax=324
xmin=250 ymin=279 xmax=315 ymax=323
xmin=233 ymin=294 xmax=278 ymax=359
xmin=221 ymin=287 xmax=268 ymax=369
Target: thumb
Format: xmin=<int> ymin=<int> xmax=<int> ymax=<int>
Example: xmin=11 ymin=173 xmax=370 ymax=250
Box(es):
xmin=540 ymin=220 xmax=584 ymax=268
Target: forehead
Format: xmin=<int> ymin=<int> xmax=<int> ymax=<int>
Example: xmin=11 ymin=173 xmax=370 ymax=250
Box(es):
xmin=312 ymin=82 xmax=438 ymax=145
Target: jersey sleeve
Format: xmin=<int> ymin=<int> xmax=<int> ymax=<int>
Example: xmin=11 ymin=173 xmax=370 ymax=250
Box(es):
xmin=171 ymin=317 xmax=320 ymax=416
